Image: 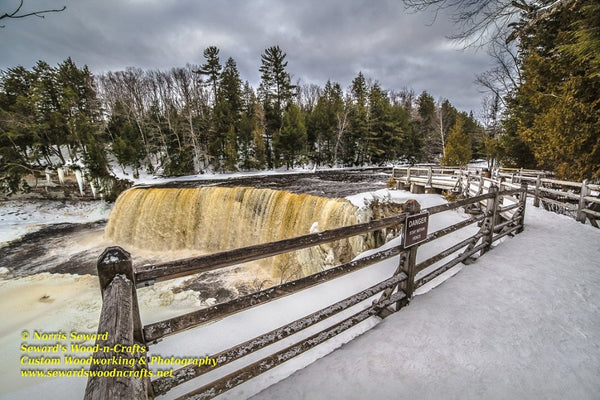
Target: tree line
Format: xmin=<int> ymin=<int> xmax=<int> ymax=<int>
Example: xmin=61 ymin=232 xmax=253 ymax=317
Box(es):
xmin=0 ymin=46 xmax=485 ymax=195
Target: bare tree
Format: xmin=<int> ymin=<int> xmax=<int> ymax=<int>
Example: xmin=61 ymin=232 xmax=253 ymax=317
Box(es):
xmin=403 ymin=0 xmax=580 ymax=45
xmin=1 ymin=0 xmax=65 ymax=28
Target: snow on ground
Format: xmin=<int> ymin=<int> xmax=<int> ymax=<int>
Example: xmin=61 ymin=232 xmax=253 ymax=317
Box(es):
xmin=1 ymin=187 xmax=599 ymax=400
xmin=0 ymin=200 xmax=112 ymax=243
xmin=250 ymin=202 xmax=600 ymax=400
xmin=111 ymin=165 xmax=387 ymax=186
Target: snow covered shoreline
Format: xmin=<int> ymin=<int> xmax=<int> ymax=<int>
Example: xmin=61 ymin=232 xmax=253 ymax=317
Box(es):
xmin=0 ymin=200 xmax=112 ymax=245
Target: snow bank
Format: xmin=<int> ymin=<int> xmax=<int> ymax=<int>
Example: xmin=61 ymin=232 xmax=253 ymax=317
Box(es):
xmin=0 ymin=200 xmax=112 ymax=244
xmin=250 ymin=202 xmax=600 ymax=400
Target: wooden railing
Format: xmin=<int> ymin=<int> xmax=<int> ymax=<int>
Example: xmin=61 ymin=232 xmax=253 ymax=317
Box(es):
xmin=392 ymin=166 xmax=599 ymax=227
xmin=84 ymin=184 xmax=527 ymax=400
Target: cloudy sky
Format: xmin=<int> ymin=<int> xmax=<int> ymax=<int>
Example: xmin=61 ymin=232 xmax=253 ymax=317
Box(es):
xmin=1 ymin=0 xmax=492 ymax=112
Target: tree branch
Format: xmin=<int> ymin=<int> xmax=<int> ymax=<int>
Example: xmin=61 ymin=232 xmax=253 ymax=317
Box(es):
xmin=0 ymin=0 xmax=66 ymax=28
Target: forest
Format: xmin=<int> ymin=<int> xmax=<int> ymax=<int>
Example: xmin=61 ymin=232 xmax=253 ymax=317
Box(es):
xmin=0 ymin=0 xmax=598 ymax=197
xmin=0 ymin=48 xmax=484 ymax=195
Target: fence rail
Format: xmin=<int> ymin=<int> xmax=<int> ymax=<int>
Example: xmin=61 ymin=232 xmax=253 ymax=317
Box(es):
xmin=391 ymin=166 xmax=599 ymax=228
xmin=85 ymin=183 xmax=527 ymax=400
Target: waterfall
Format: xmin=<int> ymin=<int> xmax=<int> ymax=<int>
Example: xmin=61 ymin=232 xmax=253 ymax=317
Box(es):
xmin=105 ymin=187 xmax=369 ymax=279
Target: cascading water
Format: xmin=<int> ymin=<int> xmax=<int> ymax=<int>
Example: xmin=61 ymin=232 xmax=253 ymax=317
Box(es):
xmin=105 ymin=187 xmax=371 ymax=279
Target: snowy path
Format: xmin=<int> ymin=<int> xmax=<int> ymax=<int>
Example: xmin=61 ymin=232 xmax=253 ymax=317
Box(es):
xmin=250 ymin=204 xmax=600 ymax=400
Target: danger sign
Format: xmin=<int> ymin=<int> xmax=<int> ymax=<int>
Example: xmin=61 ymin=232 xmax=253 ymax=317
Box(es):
xmin=403 ymin=212 xmax=429 ymax=247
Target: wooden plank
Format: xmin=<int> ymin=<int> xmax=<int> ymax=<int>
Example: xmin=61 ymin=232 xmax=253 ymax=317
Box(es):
xmin=500 ymin=195 xmax=519 ymax=204
xmin=143 ymin=246 xmax=402 ymax=342
xmin=584 ymin=196 xmax=600 ymax=205
xmin=499 ymin=188 xmax=526 ymax=197
xmin=175 ymin=291 xmax=406 ymax=400
xmin=541 ymin=178 xmax=582 ymax=188
xmin=84 ymin=275 xmax=149 ymax=400
xmin=492 ymin=224 xmax=522 ymax=242
xmin=425 ymin=192 xmax=493 ymax=216
xmin=500 ymin=181 xmax=521 ymax=190
xmin=416 ymin=232 xmax=485 ymax=273
xmin=539 ymin=196 xmax=577 ymax=210
xmin=415 ymin=242 xmax=487 ymax=288
xmin=135 ymin=213 xmax=407 ymax=285
xmin=538 ymin=186 xmax=580 ymax=200
xmin=582 ymin=208 xmax=600 ymax=218
xmin=418 ymin=213 xmax=487 ymax=247
xmin=499 ymin=203 xmax=520 ymax=213
xmin=493 ymin=217 xmax=519 ymax=232
xmin=151 ymin=273 xmax=406 ymax=395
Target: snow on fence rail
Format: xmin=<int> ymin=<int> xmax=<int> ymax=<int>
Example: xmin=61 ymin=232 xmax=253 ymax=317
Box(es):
xmin=391 ymin=166 xmax=599 ymax=228
xmin=84 ymin=185 xmax=527 ymax=400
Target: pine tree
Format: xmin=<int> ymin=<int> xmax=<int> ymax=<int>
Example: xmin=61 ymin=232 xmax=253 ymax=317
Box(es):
xmin=211 ymin=57 xmax=242 ymax=171
xmin=258 ymin=45 xmax=296 ymax=168
xmin=504 ymin=0 xmax=600 ymax=179
xmin=367 ymin=83 xmax=401 ymax=164
xmin=197 ymin=46 xmax=222 ymax=102
xmin=417 ymin=91 xmax=439 ymax=162
xmin=441 ymin=114 xmax=472 ymax=166
xmin=276 ymin=103 xmax=307 ymax=169
xmin=349 ymin=72 xmax=369 ymax=165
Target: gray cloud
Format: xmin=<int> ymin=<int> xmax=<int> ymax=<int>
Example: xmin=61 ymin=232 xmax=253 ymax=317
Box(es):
xmin=0 ymin=0 xmax=492 ymax=111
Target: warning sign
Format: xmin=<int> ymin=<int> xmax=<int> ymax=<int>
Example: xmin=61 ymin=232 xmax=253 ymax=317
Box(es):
xmin=403 ymin=212 xmax=429 ymax=247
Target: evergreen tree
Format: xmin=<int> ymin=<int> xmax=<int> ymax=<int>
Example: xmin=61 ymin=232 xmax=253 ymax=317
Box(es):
xmin=308 ymin=80 xmax=345 ymax=166
xmin=349 ymin=72 xmax=369 ymax=165
xmin=258 ymin=45 xmax=296 ymax=167
xmin=441 ymin=114 xmax=472 ymax=166
xmin=417 ymin=91 xmax=439 ymax=161
xmin=211 ymin=57 xmax=242 ymax=171
xmin=197 ymin=46 xmax=222 ymax=102
xmin=238 ymin=82 xmax=267 ymax=170
xmin=276 ymin=103 xmax=307 ymax=169
xmin=366 ymin=83 xmax=401 ymax=164
xmin=107 ymin=100 xmax=145 ymax=175
xmin=504 ymin=0 xmax=600 ymax=179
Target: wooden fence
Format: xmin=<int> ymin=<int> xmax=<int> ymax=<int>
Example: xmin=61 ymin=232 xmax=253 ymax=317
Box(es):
xmin=85 ymin=184 xmax=527 ymax=400
xmin=391 ymin=166 xmax=600 ymax=228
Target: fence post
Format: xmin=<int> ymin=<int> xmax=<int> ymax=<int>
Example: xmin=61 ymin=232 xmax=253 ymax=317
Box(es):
xmin=481 ymin=185 xmax=499 ymax=256
xmin=96 ymin=247 xmax=145 ymax=344
xmin=464 ymin=170 xmax=471 ymax=197
xmin=400 ymin=200 xmax=421 ymax=303
xmin=85 ymin=247 xmax=151 ymax=400
xmin=534 ymin=175 xmax=541 ymax=207
xmin=518 ymin=168 xmax=523 ymax=183
xmin=426 ymin=167 xmax=432 ymax=189
xmin=517 ymin=182 xmax=528 ymax=234
xmin=577 ymin=179 xmax=589 ymax=223
xmin=476 ymin=174 xmax=484 ymax=196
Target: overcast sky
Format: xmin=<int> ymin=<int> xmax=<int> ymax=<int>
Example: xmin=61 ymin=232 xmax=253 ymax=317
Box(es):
xmin=0 ymin=0 xmax=492 ymax=113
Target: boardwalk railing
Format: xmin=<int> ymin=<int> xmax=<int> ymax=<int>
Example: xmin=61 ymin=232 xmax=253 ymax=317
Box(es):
xmin=85 ymin=184 xmax=527 ymax=400
xmin=391 ymin=166 xmax=600 ymax=228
